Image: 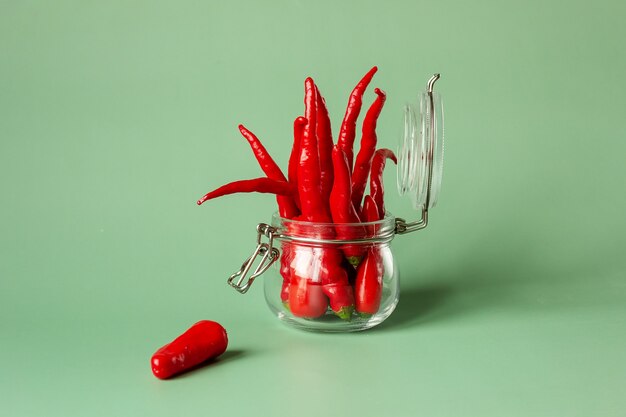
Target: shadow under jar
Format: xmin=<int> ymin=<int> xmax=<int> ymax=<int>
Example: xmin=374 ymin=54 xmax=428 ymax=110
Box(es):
xmin=264 ymin=213 xmax=399 ymax=332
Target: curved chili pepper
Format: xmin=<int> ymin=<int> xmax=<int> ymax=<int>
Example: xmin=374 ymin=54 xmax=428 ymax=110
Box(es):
xmin=337 ymin=66 xmax=378 ymax=171
xmin=351 ymin=88 xmax=386 ymax=211
xmin=329 ymin=145 xmax=365 ymax=265
xmin=238 ymin=124 xmax=299 ymax=219
xmin=299 ymin=77 xmax=331 ymax=222
xmin=369 ymin=148 xmax=397 ymax=220
xmin=301 ymin=80 xmax=352 ymax=317
xmin=315 ymin=85 xmax=334 ymax=204
xmin=355 ymin=247 xmax=384 ymax=316
xmin=151 ymin=320 xmax=228 ymax=379
xmin=355 ymin=196 xmax=384 ymax=316
xmin=288 ymin=116 xmax=307 ymax=211
xmin=197 ymin=178 xmax=293 ymax=205
xmin=319 ymin=248 xmax=355 ymax=320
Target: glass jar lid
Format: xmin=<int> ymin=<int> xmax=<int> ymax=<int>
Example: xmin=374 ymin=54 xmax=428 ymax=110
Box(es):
xmin=397 ymin=74 xmax=444 ymax=210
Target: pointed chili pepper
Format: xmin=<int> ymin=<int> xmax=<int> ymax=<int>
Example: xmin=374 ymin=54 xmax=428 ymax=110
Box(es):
xmin=235 ymin=123 xmax=302 ymax=302
xmin=299 ymin=77 xmax=331 ymax=222
xmin=303 ymin=79 xmax=356 ymax=318
xmin=238 ymin=124 xmax=299 ymax=219
xmin=351 ymin=88 xmax=386 ymax=211
xmin=361 ymin=195 xmax=380 ymax=235
xmin=355 ymin=196 xmax=384 ymax=316
xmin=337 ymin=66 xmax=378 ymax=172
xmin=355 ymin=246 xmax=384 ymax=317
xmin=329 ymin=145 xmax=365 ymax=265
xmin=369 ymin=148 xmax=397 ymax=220
xmin=197 ymin=178 xmax=293 ymax=205
xmin=315 ymin=85 xmax=334 ymax=204
xmin=288 ymin=116 xmax=307 ymax=211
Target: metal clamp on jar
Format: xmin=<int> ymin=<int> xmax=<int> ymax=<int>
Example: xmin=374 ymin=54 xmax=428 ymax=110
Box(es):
xmin=228 ymin=74 xmax=444 ymax=332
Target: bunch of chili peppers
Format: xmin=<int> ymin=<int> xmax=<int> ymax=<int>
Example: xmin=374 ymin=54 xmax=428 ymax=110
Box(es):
xmin=198 ymin=67 xmax=396 ymax=320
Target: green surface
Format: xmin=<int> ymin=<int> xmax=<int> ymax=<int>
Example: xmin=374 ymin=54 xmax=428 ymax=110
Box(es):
xmin=2 ymin=1 xmax=626 ymax=416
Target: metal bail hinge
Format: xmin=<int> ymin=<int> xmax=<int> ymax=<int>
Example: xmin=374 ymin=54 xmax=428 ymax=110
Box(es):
xmin=227 ymin=223 xmax=280 ymax=294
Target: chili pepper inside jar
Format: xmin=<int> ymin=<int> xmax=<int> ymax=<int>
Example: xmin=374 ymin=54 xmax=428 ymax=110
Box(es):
xmin=223 ymin=74 xmax=444 ymax=332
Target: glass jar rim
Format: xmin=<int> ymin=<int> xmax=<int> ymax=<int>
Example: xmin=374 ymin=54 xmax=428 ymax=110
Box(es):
xmin=271 ymin=212 xmax=396 ymax=227
xmin=270 ymin=212 xmax=397 ymax=245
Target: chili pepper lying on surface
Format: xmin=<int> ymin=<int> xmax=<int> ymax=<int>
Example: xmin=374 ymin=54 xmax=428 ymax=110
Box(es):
xmin=369 ymin=148 xmax=397 ymax=220
xmin=151 ymin=320 xmax=228 ymax=379
xmin=338 ymin=66 xmax=378 ymax=172
xmin=355 ymin=196 xmax=384 ymax=316
xmin=351 ymin=88 xmax=386 ymax=212
xmin=197 ymin=178 xmax=294 ymax=205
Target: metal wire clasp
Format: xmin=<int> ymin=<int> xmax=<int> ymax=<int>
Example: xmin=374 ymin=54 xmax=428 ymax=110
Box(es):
xmin=227 ymin=223 xmax=280 ymax=294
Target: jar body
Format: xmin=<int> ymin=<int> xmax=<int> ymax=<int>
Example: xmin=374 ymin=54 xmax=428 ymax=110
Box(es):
xmin=263 ymin=214 xmax=399 ymax=332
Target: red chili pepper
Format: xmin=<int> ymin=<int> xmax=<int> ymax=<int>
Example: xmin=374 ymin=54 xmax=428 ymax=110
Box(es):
xmin=329 ymin=145 xmax=365 ymax=265
xmin=238 ymin=124 xmax=299 ymax=219
xmin=369 ymin=148 xmax=397 ymax=220
xmin=361 ymin=194 xmax=380 ymax=236
xmin=351 ymin=88 xmax=386 ymax=211
xmin=299 ymin=78 xmax=331 ymax=222
xmin=315 ymin=85 xmax=334 ymax=204
xmin=151 ymin=320 xmax=228 ymax=379
xmin=319 ymin=248 xmax=355 ymax=320
xmin=337 ymin=66 xmax=378 ymax=171
xmin=288 ymin=245 xmax=329 ymax=318
xmin=355 ymin=248 xmax=384 ymax=316
xmin=288 ymin=116 xmax=307 ymax=211
xmin=289 ymin=274 xmax=328 ymax=318
xmin=355 ymin=196 xmax=384 ymax=316
xmin=197 ymin=178 xmax=293 ymax=205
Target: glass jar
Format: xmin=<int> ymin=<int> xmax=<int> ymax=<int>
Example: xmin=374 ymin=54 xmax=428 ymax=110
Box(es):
xmin=226 ymin=74 xmax=444 ymax=332
xmin=264 ymin=213 xmax=399 ymax=332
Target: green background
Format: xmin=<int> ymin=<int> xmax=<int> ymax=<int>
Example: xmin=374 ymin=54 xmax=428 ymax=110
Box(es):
xmin=2 ymin=1 xmax=625 ymax=416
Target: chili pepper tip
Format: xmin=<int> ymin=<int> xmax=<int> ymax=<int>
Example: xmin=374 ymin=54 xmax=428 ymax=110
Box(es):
xmin=366 ymin=66 xmax=378 ymax=76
